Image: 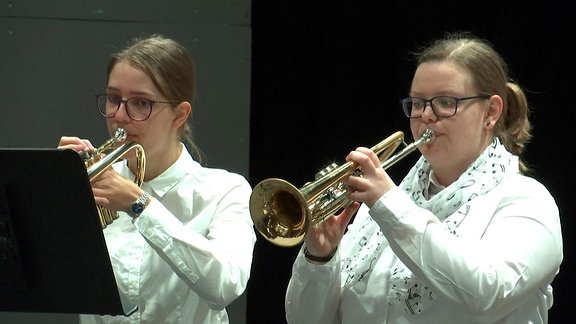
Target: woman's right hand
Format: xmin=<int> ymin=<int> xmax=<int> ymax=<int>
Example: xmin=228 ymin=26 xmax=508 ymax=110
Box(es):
xmin=57 ymin=136 xmax=95 ymax=153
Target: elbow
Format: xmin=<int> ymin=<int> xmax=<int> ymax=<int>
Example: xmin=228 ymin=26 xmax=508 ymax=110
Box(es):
xmin=446 ymin=281 xmax=551 ymax=322
xmin=453 ymin=298 xmax=524 ymax=323
xmin=458 ymin=303 xmax=505 ymax=323
xmin=205 ymin=295 xmax=241 ymax=311
xmin=202 ymin=284 xmax=247 ymax=310
xmin=201 ymin=272 xmax=250 ymax=310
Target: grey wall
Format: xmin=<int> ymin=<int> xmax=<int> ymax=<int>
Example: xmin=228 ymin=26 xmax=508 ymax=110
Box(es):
xmin=0 ymin=1 xmax=251 ymax=323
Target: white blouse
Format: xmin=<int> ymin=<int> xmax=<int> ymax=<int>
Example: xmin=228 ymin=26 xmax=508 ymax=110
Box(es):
xmin=80 ymin=145 xmax=256 ymax=324
xmin=285 ymin=173 xmax=562 ymax=324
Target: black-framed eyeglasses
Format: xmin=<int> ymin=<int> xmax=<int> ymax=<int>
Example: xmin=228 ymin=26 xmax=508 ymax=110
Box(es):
xmin=95 ymin=93 xmax=178 ymax=121
xmin=399 ymin=95 xmax=491 ymax=118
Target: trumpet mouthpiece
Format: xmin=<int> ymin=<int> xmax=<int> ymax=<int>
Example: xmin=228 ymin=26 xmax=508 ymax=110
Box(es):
xmin=114 ymin=128 xmax=127 ymax=142
xmin=422 ymin=129 xmax=435 ymax=143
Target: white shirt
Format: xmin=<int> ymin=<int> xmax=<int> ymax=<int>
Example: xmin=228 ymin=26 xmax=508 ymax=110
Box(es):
xmin=80 ymin=145 xmax=256 ymax=324
xmin=285 ymin=173 xmax=562 ymax=323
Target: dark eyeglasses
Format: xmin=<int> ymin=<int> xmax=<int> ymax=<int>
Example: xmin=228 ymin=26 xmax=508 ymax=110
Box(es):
xmin=95 ymin=94 xmax=178 ymax=121
xmin=399 ymin=95 xmax=491 ymax=118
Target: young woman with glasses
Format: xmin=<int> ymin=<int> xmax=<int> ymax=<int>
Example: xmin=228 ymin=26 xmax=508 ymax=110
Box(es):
xmin=285 ymin=32 xmax=562 ymax=323
xmin=58 ymin=35 xmax=256 ymax=323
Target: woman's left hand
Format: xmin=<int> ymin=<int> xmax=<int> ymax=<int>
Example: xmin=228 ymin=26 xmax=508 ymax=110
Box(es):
xmin=91 ymin=166 xmax=141 ymax=213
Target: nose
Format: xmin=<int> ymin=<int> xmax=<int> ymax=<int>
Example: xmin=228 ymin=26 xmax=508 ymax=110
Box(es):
xmin=420 ymin=102 xmax=437 ymax=122
xmin=114 ymin=101 xmax=132 ymax=121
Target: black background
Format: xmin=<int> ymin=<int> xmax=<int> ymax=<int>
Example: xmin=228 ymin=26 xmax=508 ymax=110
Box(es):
xmin=248 ymin=1 xmax=575 ymax=323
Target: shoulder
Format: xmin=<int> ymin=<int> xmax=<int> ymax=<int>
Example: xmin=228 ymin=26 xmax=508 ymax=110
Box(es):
xmin=181 ymin=147 xmax=251 ymax=189
xmin=490 ymin=173 xmax=560 ymax=223
xmin=190 ymin=165 xmax=251 ymax=193
xmin=497 ymin=173 xmax=555 ymax=201
xmin=202 ymin=167 xmax=249 ymax=185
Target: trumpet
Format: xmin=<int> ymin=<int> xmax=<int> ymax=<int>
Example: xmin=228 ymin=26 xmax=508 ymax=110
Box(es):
xmin=249 ymin=129 xmax=434 ymax=247
xmin=81 ymin=128 xmax=146 ymax=228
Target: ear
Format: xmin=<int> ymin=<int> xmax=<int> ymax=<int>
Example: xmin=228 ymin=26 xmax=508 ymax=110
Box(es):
xmin=172 ymin=101 xmax=192 ymax=129
xmin=484 ymin=95 xmax=503 ymax=129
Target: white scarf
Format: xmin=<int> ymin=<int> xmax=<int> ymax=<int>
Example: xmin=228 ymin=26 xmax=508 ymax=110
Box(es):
xmin=341 ymin=138 xmax=519 ymax=315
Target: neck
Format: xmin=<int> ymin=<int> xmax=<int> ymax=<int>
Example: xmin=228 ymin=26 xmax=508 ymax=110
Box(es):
xmin=430 ymin=165 xmax=464 ymax=187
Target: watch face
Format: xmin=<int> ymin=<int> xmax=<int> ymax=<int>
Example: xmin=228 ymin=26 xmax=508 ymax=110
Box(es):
xmin=131 ymin=192 xmax=148 ymax=216
xmin=132 ymin=203 xmax=144 ymax=214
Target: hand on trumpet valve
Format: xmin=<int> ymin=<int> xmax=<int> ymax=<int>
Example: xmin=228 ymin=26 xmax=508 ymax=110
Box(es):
xmin=343 ymin=147 xmax=396 ymax=208
xmin=58 ymin=136 xmax=96 ymax=155
xmin=90 ymin=166 xmax=141 ymax=213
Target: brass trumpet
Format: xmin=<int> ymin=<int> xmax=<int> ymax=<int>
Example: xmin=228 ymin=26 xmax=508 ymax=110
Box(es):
xmin=249 ymin=129 xmax=434 ymax=247
xmin=81 ymin=128 xmax=146 ymax=228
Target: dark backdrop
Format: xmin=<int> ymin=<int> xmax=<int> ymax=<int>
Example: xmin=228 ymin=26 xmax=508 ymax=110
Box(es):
xmin=248 ymin=1 xmax=575 ymax=323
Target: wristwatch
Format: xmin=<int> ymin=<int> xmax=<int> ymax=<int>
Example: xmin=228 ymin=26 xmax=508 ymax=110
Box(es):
xmin=130 ymin=191 xmax=149 ymax=218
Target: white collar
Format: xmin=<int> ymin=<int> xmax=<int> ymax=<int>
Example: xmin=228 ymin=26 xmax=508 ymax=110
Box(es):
xmin=427 ymin=169 xmax=445 ymax=198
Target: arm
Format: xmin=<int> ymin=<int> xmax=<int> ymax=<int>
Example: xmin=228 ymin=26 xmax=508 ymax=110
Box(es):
xmin=133 ymin=174 xmax=256 ymax=310
xmin=371 ymin=178 xmax=562 ymax=322
xmin=285 ymin=249 xmax=342 ymax=324
xmin=284 ymin=201 xmax=359 ymax=323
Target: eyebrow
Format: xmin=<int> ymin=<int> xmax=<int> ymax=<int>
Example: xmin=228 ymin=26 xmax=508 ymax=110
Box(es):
xmin=105 ymin=87 xmax=156 ymax=98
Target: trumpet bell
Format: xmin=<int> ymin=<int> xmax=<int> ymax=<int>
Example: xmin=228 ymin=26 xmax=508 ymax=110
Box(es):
xmin=250 ymin=178 xmax=309 ymax=247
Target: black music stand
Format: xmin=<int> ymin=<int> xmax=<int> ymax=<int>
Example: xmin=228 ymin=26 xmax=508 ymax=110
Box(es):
xmin=0 ymin=148 xmax=136 ymax=316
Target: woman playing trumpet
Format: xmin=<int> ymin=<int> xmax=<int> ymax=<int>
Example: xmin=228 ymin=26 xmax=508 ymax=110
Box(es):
xmin=285 ymin=32 xmax=562 ymax=323
xmin=58 ymin=35 xmax=255 ymax=324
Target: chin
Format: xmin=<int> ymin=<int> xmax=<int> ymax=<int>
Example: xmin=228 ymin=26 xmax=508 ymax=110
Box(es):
xmin=419 ymin=143 xmax=438 ymax=161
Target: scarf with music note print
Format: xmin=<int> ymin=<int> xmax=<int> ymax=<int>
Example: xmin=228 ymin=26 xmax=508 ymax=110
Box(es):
xmin=340 ymin=137 xmax=518 ymax=315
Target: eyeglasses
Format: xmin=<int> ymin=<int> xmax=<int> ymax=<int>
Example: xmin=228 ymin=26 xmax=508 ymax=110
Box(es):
xmin=95 ymin=94 xmax=178 ymax=121
xmin=399 ymin=95 xmax=491 ymax=118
